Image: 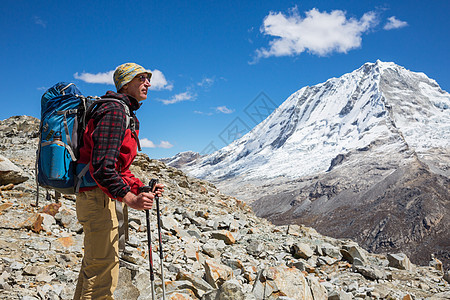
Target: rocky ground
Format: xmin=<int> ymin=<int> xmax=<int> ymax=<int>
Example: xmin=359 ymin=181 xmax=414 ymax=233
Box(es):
xmin=0 ymin=115 xmax=449 ymax=300
xmin=250 ymin=139 xmax=450 ymax=269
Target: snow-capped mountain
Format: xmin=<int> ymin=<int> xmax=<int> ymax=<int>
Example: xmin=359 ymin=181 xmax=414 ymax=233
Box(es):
xmin=168 ymin=61 xmax=450 ymax=267
xmin=184 ymin=60 xmax=450 ymax=182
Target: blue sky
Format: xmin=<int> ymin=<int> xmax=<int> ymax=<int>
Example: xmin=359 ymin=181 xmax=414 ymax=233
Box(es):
xmin=1 ymin=0 xmax=449 ymax=159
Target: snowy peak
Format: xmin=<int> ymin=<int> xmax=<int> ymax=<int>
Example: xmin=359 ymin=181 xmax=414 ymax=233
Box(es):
xmin=185 ymin=61 xmax=450 ymax=181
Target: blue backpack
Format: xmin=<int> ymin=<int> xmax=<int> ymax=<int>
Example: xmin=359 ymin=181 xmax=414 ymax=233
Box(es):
xmin=36 ymin=82 xmax=132 ymax=205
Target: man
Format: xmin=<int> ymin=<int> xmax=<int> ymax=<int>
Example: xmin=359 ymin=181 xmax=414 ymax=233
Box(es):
xmin=74 ymin=63 xmax=164 ymax=299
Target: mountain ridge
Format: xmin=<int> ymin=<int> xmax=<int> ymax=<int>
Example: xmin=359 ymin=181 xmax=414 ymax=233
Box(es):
xmin=165 ymin=60 xmax=450 ymax=268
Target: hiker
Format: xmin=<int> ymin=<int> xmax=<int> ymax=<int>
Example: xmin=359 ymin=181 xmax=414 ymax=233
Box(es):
xmin=73 ymin=63 xmax=164 ymax=299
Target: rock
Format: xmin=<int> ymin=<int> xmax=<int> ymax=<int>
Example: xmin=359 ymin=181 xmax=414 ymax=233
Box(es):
xmin=246 ymin=239 xmax=265 ymax=256
xmin=176 ymin=270 xmax=213 ymax=297
xmin=0 ymin=154 xmax=28 ymax=185
xmin=18 ymin=213 xmax=42 ymax=231
xmin=321 ymin=243 xmax=342 ymax=259
xmin=41 ymin=213 xmax=56 ymax=233
xmin=317 ymin=256 xmax=338 ymax=266
xmin=202 ymin=242 xmax=221 ymax=258
xmin=23 ymin=265 xmax=47 ymax=276
xmin=253 ymin=265 xmax=313 ymax=300
xmin=340 ymin=243 xmax=367 ymax=264
xmin=223 ymin=258 xmax=244 ymax=273
xmin=286 ymin=224 xmax=302 ymax=236
xmin=210 ymin=230 xmax=236 ymax=245
xmin=353 ymin=265 xmax=387 ymax=281
xmin=328 ymin=290 xmax=353 ymax=300
xmin=204 ymin=259 xmax=234 ymax=289
xmin=51 ymin=235 xmax=83 ymax=253
xmin=161 ymin=215 xmax=180 ymax=231
xmin=165 ymin=280 xmax=198 ymax=297
xmin=387 ymin=253 xmax=414 ymax=271
xmin=290 ymin=242 xmax=314 ymax=259
xmin=41 ymin=202 xmax=62 ymax=217
xmin=201 ymin=289 xmax=219 ymax=300
xmin=55 ymin=208 xmax=82 ymax=233
xmin=0 ymin=202 xmax=13 ymax=214
xmin=307 ymin=276 xmax=328 ymax=299
xmin=429 ymin=255 xmax=443 ymax=272
xmin=444 ymin=270 xmax=450 ymax=283
xmin=167 ymin=291 xmax=196 ymax=299
xmin=216 ymin=279 xmax=245 ymax=300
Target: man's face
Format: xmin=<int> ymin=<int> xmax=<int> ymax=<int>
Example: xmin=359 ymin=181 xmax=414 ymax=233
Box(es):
xmin=122 ymin=73 xmax=151 ymax=101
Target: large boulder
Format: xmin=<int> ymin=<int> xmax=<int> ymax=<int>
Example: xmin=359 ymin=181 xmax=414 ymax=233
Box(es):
xmin=0 ymin=154 xmax=28 ymax=185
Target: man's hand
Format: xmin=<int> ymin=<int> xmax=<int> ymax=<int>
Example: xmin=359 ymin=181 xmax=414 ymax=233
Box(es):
xmin=153 ymin=183 xmax=165 ymax=197
xmin=121 ymin=191 xmax=154 ymax=210
xmin=121 ymin=183 xmax=165 ymax=210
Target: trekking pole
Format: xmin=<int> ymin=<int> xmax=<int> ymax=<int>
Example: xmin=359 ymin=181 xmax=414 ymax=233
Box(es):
xmin=140 ymin=179 xmax=158 ymax=300
xmin=155 ymin=189 xmax=166 ymax=300
xmin=145 ymin=209 xmax=156 ymax=300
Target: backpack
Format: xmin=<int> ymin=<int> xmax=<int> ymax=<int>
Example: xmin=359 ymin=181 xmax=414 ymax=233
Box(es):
xmin=35 ymin=82 xmax=134 ymax=205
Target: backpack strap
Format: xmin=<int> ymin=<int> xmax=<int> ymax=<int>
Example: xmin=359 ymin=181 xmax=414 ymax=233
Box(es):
xmin=57 ymin=109 xmax=78 ymax=153
xmin=60 ymin=83 xmax=75 ymax=95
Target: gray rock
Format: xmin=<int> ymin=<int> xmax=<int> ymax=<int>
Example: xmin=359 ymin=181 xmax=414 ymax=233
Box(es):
xmin=291 ymin=242 xmax=314 ymax=259
xmin=444 ymin=270 xmax=450 ymax=283
xmin=176 ymin=270 xmax=214 ymax=296
xmin=387 ymin=253 xmax=414 ymax=271
xmin=353 ymin=265 xmax=386 ymax=281
xmin=216 ymin=279 xmax=245 ymax=300
xmin=55 ymin=208 xmax=82 ymax=233
xmin=204 ymin=259 xmax=234 ymax=289
xmin=202 ymin=242 xmax=221 ymax=258
xmin=321 ymin=243 xmax=342 ymax=259
xmin=114 ymin=268 xmax=140 ymax=300
xmin=0 ymin=154 xmax=28 ymax=185
xmin=210 ymin=230 xmax=236 ymax=245
xmin=308 ymin=276 xmax=328 ymax=299
xmin=340 ymin=243 xmax=367 ymax=264
xmin=246 ymin=239 xmax=265 ymax=256
xmin=41 ymin=213 xmax=56 ymax=233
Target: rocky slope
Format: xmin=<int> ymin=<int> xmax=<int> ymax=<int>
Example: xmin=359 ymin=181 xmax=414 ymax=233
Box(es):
xmin=0 ymin=115 xmax=449 ymax=299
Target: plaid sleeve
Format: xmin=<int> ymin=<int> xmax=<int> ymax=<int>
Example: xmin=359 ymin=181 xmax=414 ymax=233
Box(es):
xmin=90 ymin=102 xmax=130 ymax=198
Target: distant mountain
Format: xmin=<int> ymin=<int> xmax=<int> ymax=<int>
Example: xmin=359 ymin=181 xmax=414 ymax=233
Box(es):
xmin=181 ymin=60 xmax=449 ymax=182
xmin=167 ymin=61 xmax=450 ymax=267
xmin=160 ymin=151 xmax=203 ymax=169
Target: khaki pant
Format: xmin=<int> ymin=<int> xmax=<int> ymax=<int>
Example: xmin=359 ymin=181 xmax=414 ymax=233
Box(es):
xmin=73 ymin=188 xmax=120 ymax=300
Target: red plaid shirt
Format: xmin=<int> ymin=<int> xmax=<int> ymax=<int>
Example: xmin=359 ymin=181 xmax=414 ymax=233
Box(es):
xmin=78 ymin=91 xmax=144 ymax=200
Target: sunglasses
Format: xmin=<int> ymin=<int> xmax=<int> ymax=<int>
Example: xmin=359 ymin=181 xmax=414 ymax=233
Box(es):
xmin=137 ymin=74 xmax=151 ymax=83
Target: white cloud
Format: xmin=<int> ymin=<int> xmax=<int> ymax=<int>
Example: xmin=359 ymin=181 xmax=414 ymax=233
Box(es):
xmin=158 ymin=141 xmax=174 ymax=149
xmin=149 ymin=69 xmax=173 ymax=91
xmin=159 ymin=91 xmax=196 ymax=105
xmin=216 ymin=106 xmax=234 ymax=114
xmin=197 ymin=77 xmax=214 ymax=88
xmin=253 ymin=7 xmax=378 ymax=61
xmin=74 ymin=70 xmax=115 ymax=84
xmin=33 ymin=16 xmax=47 ymax=28
xmin=140 ymin=138 xmax=173 ymax=149
xmin=140 ymin=138 xmax=156 ymax=148
xmin=384 ymin=16 xmax=408 ymax=30
xmin=194 ymin=111 xmax=213 ymax=116
xmin=73 ymin=69 xmax=173 ymax=91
